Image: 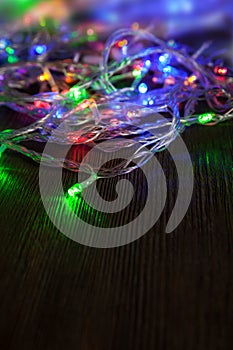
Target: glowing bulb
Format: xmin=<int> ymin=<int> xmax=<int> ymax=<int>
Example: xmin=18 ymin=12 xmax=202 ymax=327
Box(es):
xmin=132 ymin=22 xmax=139 ymax=30
xmin=0 ymin=39 xmax=9 ymax=50
xmin=6 ymin=47 xmax=15 ymax=55
xmin=87 ymin=28 xmax=94 ymax=36
xmin=163 ymin=66 xmax=172 ymax=73
xmin=159 ymin=53 xmax=169 ymax=65
xmin=165 ymin=76 xmax=175 ymax=85
xmin=118 ymin=39 xmax=128 ymax=48
xmin=38 ymin=72 xmax=50 ymax=81
xmin=68 ymin=175 xmax=98 ymax=197
xmin=7 ymin=56 xmax=18 ymax=64
xmin=65 ymin=72 xmax=75 ymax=84
xmin=188 ymin=75 xmax=197 ymax=83
xmin=163 ymin=66 xmax=178 ymax=77
xmin=68 ymin=87 xmax=81 ymax=100
xmin=68 ymin=184 xmax=83 ymax=197
xmin=145 ymin=60 xmax=151 ymax=68
xmin=39 ymin=18 xmax=46 ymax=27
xmin=198 ymin=112 xmax=215 ymax=125
xmin=122 ymin=45 xmax=127 ymax=56
xmin=167 ymin=39 xmax=176 ymax=47
xmin=184 ymin=75 xmax=197 ymax=86
xmin=86 ymin=28 xmax=97 ymax=42
xmin=34 ymin=101 xmax=50 ymax=110
xmin=54 ymin=110 xmax=62 ymax=119
xmin=214 ymin=66 xmax=228 ymax=76
xmin=138 ymin=83 xmax=148 ymax=94
xmin=67 ymin=87 xmax=88 ymax=102
xmin=34 ymin=45 xmax=47 ymax=55
xmin=132 ymin=69 xmax=142 ymax=78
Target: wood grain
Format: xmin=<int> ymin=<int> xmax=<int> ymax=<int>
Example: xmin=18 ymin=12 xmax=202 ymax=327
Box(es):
xmin=0 ymin=108 xmax=232 ymax=350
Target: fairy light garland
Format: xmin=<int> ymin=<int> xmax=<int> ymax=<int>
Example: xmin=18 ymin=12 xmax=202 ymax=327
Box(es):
xmin=0 ymin=24 xmax=232 ymax=196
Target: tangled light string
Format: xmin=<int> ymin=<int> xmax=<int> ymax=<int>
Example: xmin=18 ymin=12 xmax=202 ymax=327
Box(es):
xmin=0 ymin=26 xmax=233 ymax=195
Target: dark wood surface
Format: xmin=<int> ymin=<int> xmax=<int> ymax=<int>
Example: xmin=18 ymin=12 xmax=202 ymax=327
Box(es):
xmin=0 ymin=107 xmax=232 ymax=350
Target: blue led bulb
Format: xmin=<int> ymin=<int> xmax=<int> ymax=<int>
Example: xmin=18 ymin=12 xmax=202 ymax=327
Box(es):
xmin=33 ymin=45 xmax=47 ymax=55
xmin=0 ymin=38 xmax=9 ymax=50
xmin=138 ymin=83 xmax=148 ymax=94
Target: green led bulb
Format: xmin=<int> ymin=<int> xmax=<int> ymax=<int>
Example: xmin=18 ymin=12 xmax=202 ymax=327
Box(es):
xmin=67 ymin=174 xmax=98 ymax=198
xmin=132 ymin=69 xmax=142 ymax=78
xmin=68 ymin=87 xmax=81 ymax=100
xmin=68 ymin=183 xmax=83 ymax=197
xmin=6 ymin=47 xmax=14 ymax=55
xmin=67 ymin=86 xmax=88 ymax=103
xmin=8 ymin=55 xmax=18 ymax=64
xmin=198 ymin=112 xmax=215 ymax=125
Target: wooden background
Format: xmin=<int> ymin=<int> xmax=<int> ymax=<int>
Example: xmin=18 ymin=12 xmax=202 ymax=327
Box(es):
xmin=0 ymin=105 xmax=232 ymax=349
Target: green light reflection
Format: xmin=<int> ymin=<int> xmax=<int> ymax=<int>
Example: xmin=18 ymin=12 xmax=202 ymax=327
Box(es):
xmin=65 ymin=192 xmax=107 ymax=228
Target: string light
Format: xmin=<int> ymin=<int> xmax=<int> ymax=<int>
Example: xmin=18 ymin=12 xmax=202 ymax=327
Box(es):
xmin=0 ymin=25 xmax=232 ymax=189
